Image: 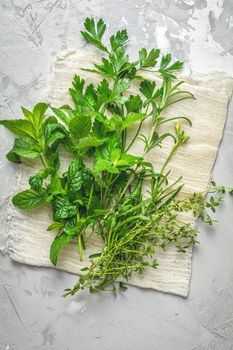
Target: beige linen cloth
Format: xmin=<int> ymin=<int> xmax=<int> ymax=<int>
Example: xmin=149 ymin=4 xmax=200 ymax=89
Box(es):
xmin=1 ymin=50 xmax=233 ymax=297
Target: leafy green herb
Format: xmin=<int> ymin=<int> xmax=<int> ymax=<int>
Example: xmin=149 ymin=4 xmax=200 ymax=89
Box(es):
xmin=1 ymin=18 xmax=231 ymax=297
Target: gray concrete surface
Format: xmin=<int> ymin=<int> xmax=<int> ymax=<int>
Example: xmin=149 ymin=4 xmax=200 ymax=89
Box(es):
xmin=1 ymin=1 xmax=233 ymax=349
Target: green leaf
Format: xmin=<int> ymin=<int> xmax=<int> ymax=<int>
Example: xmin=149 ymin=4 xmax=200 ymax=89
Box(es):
xmin=160 ymin=54 xmax=172 ymax=70
xmin=21 ymin=106 xmax=33 ymax=121
xmin=110 ymin=29 xmax=128 ymax=51
xmin=0 ymin=119 xmax=36 ymax=140
xmin=67 ymin=159 xmax=84 ymax=193
xmin=94 ymin=159 xmax=119 ymax=174
xmin=69 ymin=115 xmax=91 ymax=139
xmin=12 ymin=189 xmax=47 ymax=209
xmin=76 ymin=136 xmax=108 ymax=150
xmin=7 ymin=138 xmax=40 ymax=159
xmin=89 ymin=252 xmax=102 ymax=259
xmin=50 ymin=233 xmax=73 ymax=266
xmin=50 ymin=174 xmax=64 ymax=195
xmin=32 ymin=103 xmax=48 ymax=131
xmin=81 ymin=18 xmax=107 ymax=52
xmin=54 ymin=198 xmax=77 ymax=220
xmin=97 ymin=79 xmax=112 ymax=102
xmin=139 ymin=80 xmax=156 ymax=100
xmin=122 ymin=113 xmax=145 ymax=130
xmin=51 ymin=107 xmax=72 ymax=126
xmin=47 ymin=222 xmax=64 ymax=231
xmin=44 ymin=121 xmax=67 ymax=148
xmin=125 ymin=95 xmax=143 ymax=113
xmin=94 ymin=58 xmax=115 ymax=77
xmin=139 ymin=48 xmax=160 ymax=68
xmin=95 ymin=133 xmax=121 ymax=161
xmin=117 ymin=153 xmax=141 ymax=168
xmin=6 ymin=151 xmax=20 ymax=163
xmin=29 ymin=168 xmax=52 ymax=191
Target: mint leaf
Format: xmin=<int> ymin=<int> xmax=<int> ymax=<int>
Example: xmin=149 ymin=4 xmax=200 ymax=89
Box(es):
xmin=12 ymin=189 xmax=47 ymax=209
xmin=54 ymin=198 xmax=77 ymax=220
xmin=7 ymin=138 xmax=40 ymax=160
xmin=69 ymin=115 xmax=91 ymax=139
xmin=51 ymin=107 xmax=72 ymax=126
xmin=32 ymin=103 xmax=48 ymax=132
xmin=50 ymin=233 xmax=73 ymax=266
xmin=0 ymin=119 xmax=37 ymax=140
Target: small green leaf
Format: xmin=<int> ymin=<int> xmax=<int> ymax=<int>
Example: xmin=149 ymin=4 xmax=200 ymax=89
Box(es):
xmin=12 ymin=189 xmax=47 ymax=209
xmin=50 ymin=233 xmax=73 ymax=266
xmin=125 ymin=95 xmax=142 ymax=113
xmin=94 ymin=159 xmax=119 ymax=174
xmin=47 ymin=222 xmax=64 ymax=231
xmin=0 ymin=119 xmax=36 ymax=140
xmin=29 ymin=168 xmax=52 ymax=191
xmin=139 ymin=80 xmax=156 ymax=100
xmin=21 ymin=106 xmax=33 ymax=121
xmin=76 ymin=136 xmax=108 ymax=150
xmin=7 ymin=138 xmax=40 ymax=159
xmin=110 ymin=29 xmax=128 ymax=51
xmin=51 ymin=107 xmax=72 ymax=126
xmin=50 ymin=174 xmax=64 ymax=195
xmin=122 ymin=113 xmax=145 ymax=130
xmin=69 ymin=115 xmax=91 ymax=139
xmin=54 ymin=198 xmax=77 ymax=220
xmin=139 ymin=48 xmax=160 ymax=68
xmin=32 ymin=103 xmax=48 ymax=131
xmin=81 ymin=18 xmax=107 ymax=52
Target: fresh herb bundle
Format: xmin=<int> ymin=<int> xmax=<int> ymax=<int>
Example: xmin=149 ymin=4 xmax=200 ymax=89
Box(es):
xmin=0 ymin=18 xmax=230 ymax=296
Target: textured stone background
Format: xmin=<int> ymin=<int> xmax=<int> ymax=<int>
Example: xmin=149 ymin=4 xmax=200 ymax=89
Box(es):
xmin=1 ymin=1 xmax=233 ymax=349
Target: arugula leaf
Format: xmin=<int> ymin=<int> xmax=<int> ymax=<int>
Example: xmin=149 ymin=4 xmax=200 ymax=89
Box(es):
xmin=0 ymin=119 xmax=37 ymax=140
xmin=50 ymin=233 xmax=73 ymax=266
xmin=81 ymin=18 xmax=107 ymax=52
xmin=12 ymin=189 xmax=47 ymax=209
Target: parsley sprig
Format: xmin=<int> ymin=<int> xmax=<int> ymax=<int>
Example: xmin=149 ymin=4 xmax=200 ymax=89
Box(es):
xmin=1 ymin=18 xmax=231 ymax=296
